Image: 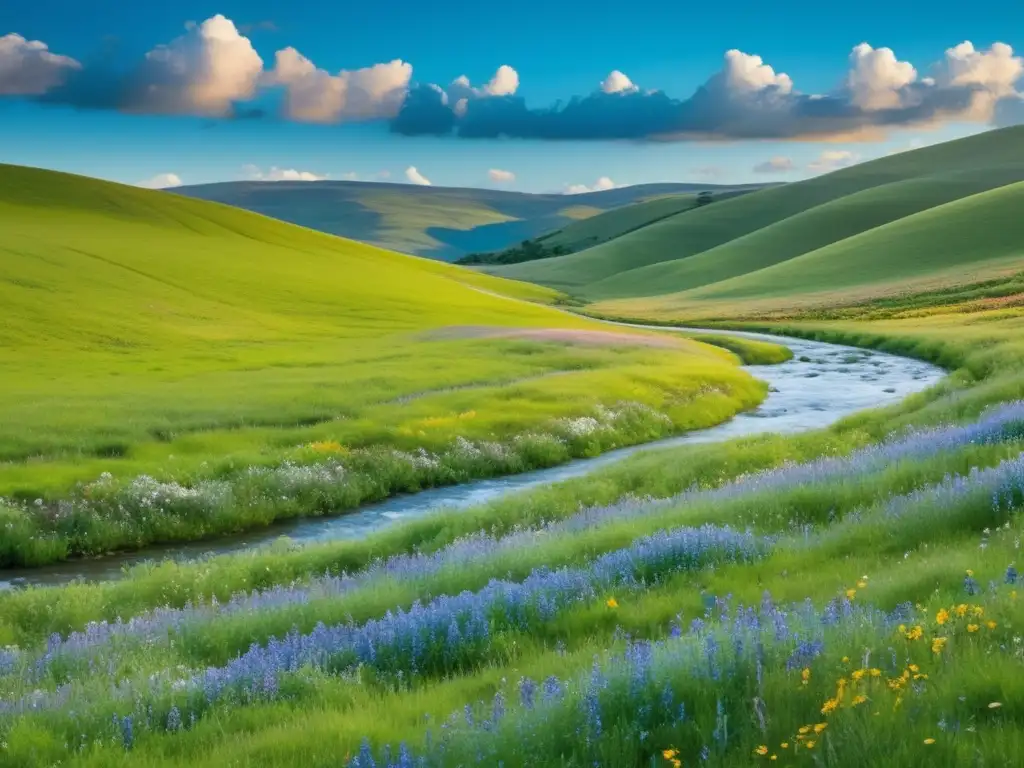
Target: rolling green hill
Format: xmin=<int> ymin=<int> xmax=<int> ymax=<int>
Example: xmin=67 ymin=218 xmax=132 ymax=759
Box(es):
xmin=175 ymin=180 xmax=766 ymax=261
xmin=0 ymin=162 xmax=769 ymax=560
xmin=496 ymin=127 xmax=1024 ymax=297
xmin=537 ymin=194 xmax=698 ymax=253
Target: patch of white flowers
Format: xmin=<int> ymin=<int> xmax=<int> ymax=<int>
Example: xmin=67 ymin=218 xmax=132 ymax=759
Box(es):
xmin=8 ymin=400 xmax=675 ymax=540
xmin=245 ymin=461 xmax=346 ymax=494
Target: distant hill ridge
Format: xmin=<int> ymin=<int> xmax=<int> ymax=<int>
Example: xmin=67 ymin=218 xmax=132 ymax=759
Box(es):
xmin=174 ymin=179 xmax=771 ymax=261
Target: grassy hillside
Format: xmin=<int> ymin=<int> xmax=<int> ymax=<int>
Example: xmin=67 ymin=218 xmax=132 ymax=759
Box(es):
xmin=0 ymin=163 xmax=771 ymax=564
xmin=531 ymin=195 xmax=697 ymax=252
xmin=497 ymin=126 xmax=1024 ymax=296
xmin=8 ymin=221 xmax=1024 ymax=768
xmin=594 ymin=176 xmax=1024 ymax=321
xmin=175 ymin=180 xmax=765 ymax=261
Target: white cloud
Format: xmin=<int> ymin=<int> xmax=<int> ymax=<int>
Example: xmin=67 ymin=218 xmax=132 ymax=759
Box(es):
xmin=720 ymin=49 xmax=793 ymax=94
xmin=937 ymin=41 xmax=1023 ymax=120
xmin=600 ymin=70 xmax=638 ymax=94
xmin=126 ymin=15 xmax=263 ymax=117
xmin=488 ymin=168 xmax=515 ymax=183
xmin=242 ymin=164 xmax=327 ymax=181
xmin=0 ymin=33 xmax=80 ymax=95
xmin=808 ymin=150 xmax=859 ymax=172
xmin=405 ymin=166 xmax=432 ymax=186
xmin=752 ymin=156 xmax=795 ymax=174
xmin=846 ymin=43 xmax=917 ymax=110
xmin=137 ymin=173 xmax=183 ymax=189
xmin=483 ymin=65 xmax=519 ymax=96
xmin=266 ymin=47 xmax=412 ymax=123
xmin=446 ymin=66 xmax=520 ymax=106
xmin=564 ymin=176 xmax=617 ymax=194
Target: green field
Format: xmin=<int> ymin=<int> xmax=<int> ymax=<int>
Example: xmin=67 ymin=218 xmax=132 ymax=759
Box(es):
xmin=496 ymin=126 xmax=1024 ymax=299
xmin=0 ymin=163 xmax=773 ymax=565
xmin=5 ymin=270 xmax=1024 ymax=767
xmin=8 ymin=126 xmax=1024 ymax=768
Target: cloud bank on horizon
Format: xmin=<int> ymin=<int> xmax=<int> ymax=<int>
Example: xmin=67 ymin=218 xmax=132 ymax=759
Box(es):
xmin=2 ymin=14 xmax=1023 ymax=144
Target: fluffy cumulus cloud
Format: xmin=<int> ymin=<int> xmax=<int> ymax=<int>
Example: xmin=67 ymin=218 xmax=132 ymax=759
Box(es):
xmin=846 ymin=43 xmax=917 ymax=110
xmin=242 ymin=164 xmax=327 ymax=181
xmin=392 ymin=65 xmax=520 ymax=135
xmin=488 ymin=168 xmax=516 ymax=183
xmin=564 ymin=176 xmax=616 ymax=194
xmin=390 ymin=41 xmax=1024 ymax=142
xmin=405 ymin=166 xmax=432 ymax=186
xmin=266 ymin=48 xmax=411 ymax=122
xmin=808 ymin=150 xmax=859 ymax=172
xmin=939 ymin=41 xmax=1023 ymax=120
xmin=125 ymin=15 xmax=263 ymax=116
xmin=31 ymin=14 xmax=264 ymax=116
xmin=136 ymin=173 xmax=183 ymax=189
xmin=600 ymin=70 xmax=637 ymax=94
xmin=7 ymin=19 xmax=1024 ymax=143
xmin=753 ymin=156 xmax=795 ymax=174
xmin=0 ymin=33 xmax=80 ymax=95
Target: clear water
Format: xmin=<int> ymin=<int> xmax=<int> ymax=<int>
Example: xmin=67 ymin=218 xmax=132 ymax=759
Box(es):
xmin=0 ymin=327 xmax=944 ymax=589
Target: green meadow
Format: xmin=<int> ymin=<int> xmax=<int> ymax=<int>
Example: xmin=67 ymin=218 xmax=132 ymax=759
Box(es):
xmin=6 ymin=126 xmax=1024 ymax=768
xmin=0 ymin=164 xmax=771 ymax=565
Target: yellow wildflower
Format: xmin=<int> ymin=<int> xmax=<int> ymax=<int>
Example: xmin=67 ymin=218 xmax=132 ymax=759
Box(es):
xmin=798 ymin=726 xmax=811 ymax=735
xmin=308 ymin=440 xmax=345 ymax=453
xmin=781 ymin=742 xmax=789 ymax=749
xmin=606 ymin=597 xmax=619 ymax=609
xmin=662 ymin=749 xmax=679 ymax=760
xmin=931 ymin=637 xmax=948 ymax=654
xmin=841 ymin=656 xmax=850 ymax=663
xmin=968 ymin=624 xmax=980 ymax=633
xmin=672 ymin=761 xmax=681 ymax=768
xmin=924 ymin=738 xmax=935 ymax=745
xmin=770 ymin=757 xmax=777 ymax=762
xmin=955 ymin=604 xmax=968 ymax=617
xmin=801 ymin=667 xmax=811 ymax=685
xmin=851 ymin=669 xmax=865 ymax=681
xmin=821 ymin=698 xmax=839 ymax=715
xmin=805 ymin=740 xmax=816 ymax=749
xmin=755 ymin=745 xmax=769 ymax=756
xmin=908 ymin=664 xmax=920 ymax=673
xmin=852 ymin=694 xmax=868 ymax=706
xmin=905 ymin=625 xmax=924 ymax=640
xmin=973 ymin=606 xmax=985 ymax=617
xmin=857 ymin=580 xmax=867 ymax=588
xmin=936 ymin=608 xmax=950 ymax=625
xmin=846 ymin=589 xmax=857 ymax=599
xmin=869 ymin=668 xmax=882 ymax=677
xmin=813 ymin=723 xmax=828 ymax=734
xmin=987 ymin=620 xmax=998 ymax=629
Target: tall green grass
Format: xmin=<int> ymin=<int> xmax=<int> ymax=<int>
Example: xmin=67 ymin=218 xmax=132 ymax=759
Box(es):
xmin=0 ymin=163 xmax=768 ymax=557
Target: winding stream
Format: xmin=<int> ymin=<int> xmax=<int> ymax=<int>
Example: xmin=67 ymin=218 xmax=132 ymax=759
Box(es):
xmin=0 ymin=327 xmax=944 ymax=590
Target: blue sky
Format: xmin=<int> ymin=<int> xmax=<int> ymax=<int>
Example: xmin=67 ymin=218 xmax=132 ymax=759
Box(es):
xmin=0 ymin=1 xmax=1020 ymax=191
